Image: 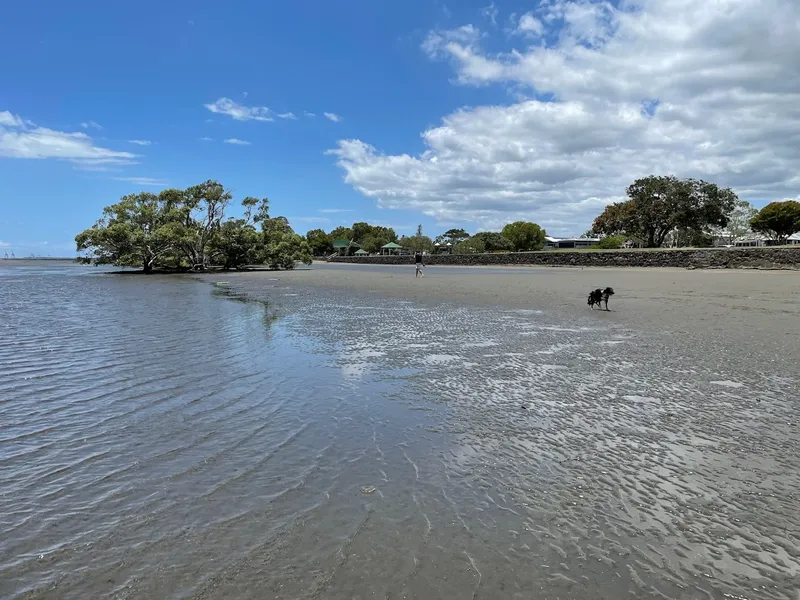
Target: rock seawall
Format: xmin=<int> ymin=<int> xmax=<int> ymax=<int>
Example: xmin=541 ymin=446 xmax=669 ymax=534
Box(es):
xmin=328 ymin=247 xmax=800 ymax=270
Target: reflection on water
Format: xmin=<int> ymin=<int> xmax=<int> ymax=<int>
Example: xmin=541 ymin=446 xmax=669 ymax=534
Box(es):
xmin=1 ymin=263 xmax=799 ymax=599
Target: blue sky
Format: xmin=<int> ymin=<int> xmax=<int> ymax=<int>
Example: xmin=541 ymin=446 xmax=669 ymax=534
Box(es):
xmin=2 ymin=0 xmax=798 ymax=256
xmin=0 ymin=0 xmax=502 ymax=256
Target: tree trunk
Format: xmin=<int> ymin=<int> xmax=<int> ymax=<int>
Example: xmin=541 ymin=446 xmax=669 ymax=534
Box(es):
xmin=143 ymin=260 xmax=153 ymax=274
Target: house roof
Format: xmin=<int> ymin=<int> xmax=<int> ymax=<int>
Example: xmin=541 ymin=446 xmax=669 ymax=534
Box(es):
xmin=332 ymin=239 xmax=360 ymax=248
xmin=381 ymin=242 xmax=402 ymax=248
xmin=354 ymin=249 xmax=368 ymax=254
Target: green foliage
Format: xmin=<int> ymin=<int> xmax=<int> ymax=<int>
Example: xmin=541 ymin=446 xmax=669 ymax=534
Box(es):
xmin=351 ymin=222 xmax=397 ymax=244
xmin=453 ymin=237 xmax=486 ymax=254
xmin=306 ymin=228 xmax=333 ymax=256
xmin=328 ymin=225 xmax=353 ymax=242
xmin=750 ymin=200 xmax=800 ymax=242
xmin=76 ymin=182 xmax=309 ymax=272
xmin=590 ymin=235 xmax=626 ymax=250
xmin=399 ymin=234 xmax=435 ymax=253
xmin=209 ymin=218 xmax=262 ymax=269
xmin=360 ymin=235 xmax=388 ymax=254
xmin=263 ymin=232 xmax=312 ymax=269
xmin=435 ymin=228 xmax=470 ymax=246
xmin=593 ymin=175 xmax=738 ymax=247
xmin=500 ymin=221 xmax=546 ymax=251
xmin=75 ymin=191 xmax=183 ymax=273
xmin=472 ymin=231 xmax=512 ymax=252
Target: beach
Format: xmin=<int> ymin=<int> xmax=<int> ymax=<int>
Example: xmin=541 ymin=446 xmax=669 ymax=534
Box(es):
xmin=227 ymin=262 xmax=800 ymax=358
xmin=2 ymin=261 xmax=799 ymax=599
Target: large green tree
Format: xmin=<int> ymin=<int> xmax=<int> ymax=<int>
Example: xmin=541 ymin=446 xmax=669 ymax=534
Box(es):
xmin=306 ymin=228 xmax=333 ymax=256
xmin=472 ymin=231 xmax=513 ymax=252
xmin=453 ymin=237 xmax=486 ymax=254
xmin=76 ymin=182 xmax=311 ymax=272
xmin=435 ymin=228 xmax=471 ymax=247
xmin=593 ymin=175 xmax=738 ymax=248
xmin=75 ymin=191 xmax=182 ymax=273
xmin=328 ymin=225 xmax=354 ymax=242
xmin=501 ymin=221 xmax=546 ymax=251
xmin=750 ymin=200 xmax=800 ymax=243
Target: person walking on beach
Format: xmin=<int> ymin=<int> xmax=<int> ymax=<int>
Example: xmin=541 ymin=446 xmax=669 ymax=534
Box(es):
xmin=414 ymin=251 xmax=425 ymax=278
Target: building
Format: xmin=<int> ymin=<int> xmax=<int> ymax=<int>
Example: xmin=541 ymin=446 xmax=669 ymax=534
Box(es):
xmin=332 ymin=239 xmax=361 ymax=256
xmin=544 ymin=236 xmax=601 ymax=249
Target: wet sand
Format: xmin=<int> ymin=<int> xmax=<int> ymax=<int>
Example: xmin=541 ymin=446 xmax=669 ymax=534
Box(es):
xmin=233 ymin=263 xmax=800 ymax=357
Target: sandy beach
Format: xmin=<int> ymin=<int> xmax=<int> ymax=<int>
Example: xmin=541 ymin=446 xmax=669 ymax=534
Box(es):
xmin=225 ymin=262 xmax=800 ymax=360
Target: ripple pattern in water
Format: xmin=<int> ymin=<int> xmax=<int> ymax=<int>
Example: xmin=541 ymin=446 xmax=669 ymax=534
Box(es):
xmin=1 ymin=265 xmax=798 ymax=599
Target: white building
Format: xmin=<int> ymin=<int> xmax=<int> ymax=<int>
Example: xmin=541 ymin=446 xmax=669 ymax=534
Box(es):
xmin=544 ymin=236 xmax=602 ymax=249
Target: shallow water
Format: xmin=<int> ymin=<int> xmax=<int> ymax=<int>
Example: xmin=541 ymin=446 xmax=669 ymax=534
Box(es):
xmin=1 ymin=263 xmax=798 ymax=599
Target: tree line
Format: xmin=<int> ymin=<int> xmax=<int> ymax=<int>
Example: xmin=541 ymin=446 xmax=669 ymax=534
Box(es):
xmin=590 ymin=175 xmax=800 ymax=247
xmin=305 ymin=221 xmax=548 ymax=256
xmin=76 ymin=180 xmax=312 ymax=272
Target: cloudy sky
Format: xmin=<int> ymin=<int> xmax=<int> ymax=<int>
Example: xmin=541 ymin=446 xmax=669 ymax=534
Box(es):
xmin=1 ymin=0 xmax=798 ymax=255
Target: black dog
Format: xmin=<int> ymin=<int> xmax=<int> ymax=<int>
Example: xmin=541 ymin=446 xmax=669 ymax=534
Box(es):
xmin=588 ymin=287 xmax=615 ymax=310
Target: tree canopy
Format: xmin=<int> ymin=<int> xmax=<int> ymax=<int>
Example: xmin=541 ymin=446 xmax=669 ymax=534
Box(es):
xmin=592 ymin=175 xmax=738 ymax=247
xmin=76 ymin=181 xmax=311 ymax=272
xmin=750 ymin=200 xmax=800 ymax=242
xmin=500 ymin=221 xmax=546 ymax=252
xmin=472 ymin=231 xmax=513 ymax=252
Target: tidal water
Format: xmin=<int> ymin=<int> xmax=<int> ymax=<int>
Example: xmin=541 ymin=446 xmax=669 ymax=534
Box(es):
xmin=1 ymin=262 xmax=798 ymax=599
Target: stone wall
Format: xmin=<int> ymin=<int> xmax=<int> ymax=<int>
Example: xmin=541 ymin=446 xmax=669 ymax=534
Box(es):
xmin=328 ymin=247 xmax=800 ymax=270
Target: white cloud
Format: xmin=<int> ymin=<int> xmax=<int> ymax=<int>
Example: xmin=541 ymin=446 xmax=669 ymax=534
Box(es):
xmin=304 ymin=111 xmax=317 ymax=118
xmin=0 ymin=111 xmax=24 ymax=127
xmin=330 ymin=0 xmax=800 ymax=235
xmin=278 ymin=112 xmax=297 ymax=119
xmin=80 ymin=121 xmax=103 ymax=130
xmin=288 ymin=216 xmax=330 ymax=224
xmin=0 ymin=240 xmax=9 ymax=247
xmin=115 ymin=177 xmax=167 ymax=186
xmin=517 ymin=12 xmax=544 ymax=37
xmin=318 ymin=208 xmax=354 ymax=214
xmin=205 ymin=97 xmax=275 ymax=122
xmin=324 ymin=112 xmax=343 ymax=123
xmin=481 ymin=3 xmax=498 ymax=25
xmin=0 ymin=110 xmax=136 ymax=167
xmin=224 ymin=138 xmax=251 ymax=145
xmin=199 ymin=136 xmax=214 ymax=141
xmin=128 ymin=139 xmax=152 ymax=146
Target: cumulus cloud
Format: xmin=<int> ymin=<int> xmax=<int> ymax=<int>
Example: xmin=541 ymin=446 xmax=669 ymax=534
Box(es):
xmin=517 ymin=12 xmax=544 ymax=37
xmin=223 ymin=138 xmax=251 ymax=145
xmin=205 ymin=97 xmax=276 ymax=122
xmin=331 ymin=0 xmax=800 ymax=235
xmin=0 ymin=110 xmax=136 ymax=167
xmin=324 ymin=112 xmax=343 ymax=123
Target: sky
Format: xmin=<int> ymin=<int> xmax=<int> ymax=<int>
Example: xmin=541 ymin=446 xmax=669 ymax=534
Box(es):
xmin=1 ymin=0 xmax=799 ymax=257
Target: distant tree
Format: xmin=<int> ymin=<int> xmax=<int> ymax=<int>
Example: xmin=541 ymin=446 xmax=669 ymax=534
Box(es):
xmin=360 ymin=235 xmax=388 ymax=254
xmin=306 ymin=228 xmax=333 ymax=256
xmin=263 ymin=233 xmax=312 ymax=269
xmin=590 ymin=235 xmax=626 ymax=250
xmin=351 ymin=222 xmax=397 ymax=244
xmin=714 ymin=199 xmax=758 ymax=244
xmin=750 ymin=200 xmax=800 ymax=243
xmin=454 ymin=237 xmax=486 ymax=254
xmin=416 ymin=224 xmax=423 ymax=237
xmin=328 ymin=225 xmax=354 ymax=242
xmin=399 ymin=234 xmax=435 ymax=254
xmin=592 ymin=175 xmax=737 ymax=248
xmin=501 ymin=221 xmax=546 ymax=251
xmin=472 ymin=231 xmax=513 ymax=252
xmin=435 ymin=228 xmax=471 ymax=246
